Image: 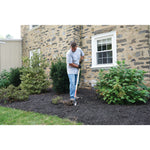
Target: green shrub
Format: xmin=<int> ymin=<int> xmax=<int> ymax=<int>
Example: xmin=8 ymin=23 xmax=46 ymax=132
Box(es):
xmin=50 ymin=57 xmax=69 ymax=93
xmin=0 ymin=85 xmax=29 ymax=103
xmin=20 ymin=50 xmax=50 ymax=94
xmin=9 ymin=67 xmax=22 ymax=87
xmin=52 ymin=96 xmax=63 ymax=105
xmin=95 ymin=61 xmax=149 ymax=104
xmin=0 ymin=70 xmax=11 ymax=88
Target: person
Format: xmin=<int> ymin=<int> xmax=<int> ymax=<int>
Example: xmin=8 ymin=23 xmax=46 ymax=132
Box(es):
xmin=66 ymin=42 xmax=84 ymax=102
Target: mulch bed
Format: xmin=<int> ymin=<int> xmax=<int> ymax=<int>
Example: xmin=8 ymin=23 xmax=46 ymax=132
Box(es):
xmin=0 ymin=88 xmax=150 ymax=125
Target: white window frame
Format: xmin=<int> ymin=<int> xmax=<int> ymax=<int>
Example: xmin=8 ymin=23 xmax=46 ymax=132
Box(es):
xmin=29 ymin=25 xmax=40 ymax=30
xmin=29 ymin=49 xmax=40 ymax=67
xmin=30 ymin=49 xmax=40 ymax=60
xmin=91 ymin=31 xmax=117 ymax=69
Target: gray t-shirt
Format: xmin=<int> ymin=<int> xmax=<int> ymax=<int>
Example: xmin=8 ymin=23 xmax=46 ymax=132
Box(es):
xmin=66 ymin=47 xmax=84 ymax=74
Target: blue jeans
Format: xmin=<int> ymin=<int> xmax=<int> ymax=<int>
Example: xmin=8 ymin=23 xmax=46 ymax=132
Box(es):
xmin=68 ymin=74 xmax=78 ymax=100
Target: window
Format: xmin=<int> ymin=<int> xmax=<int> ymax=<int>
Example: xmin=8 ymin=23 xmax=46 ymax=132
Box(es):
xmin=91 ymin=31 xmax=117 ymax=68
xmin=30 ymin=49 xmax=40 ymax=60
xmin=29 ymin=25 xmax=40 ymax=30
xmin=30 ymin=49 xmax=40 ymax=66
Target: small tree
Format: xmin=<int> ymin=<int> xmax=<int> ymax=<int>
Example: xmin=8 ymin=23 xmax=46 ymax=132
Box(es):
xmin=6 ymin=34 xmax=13 ymax=39
xmin=20 ymin=50 xmax=50 ymax=94
xmin=50 ymin=57 xmax=69 ymax=93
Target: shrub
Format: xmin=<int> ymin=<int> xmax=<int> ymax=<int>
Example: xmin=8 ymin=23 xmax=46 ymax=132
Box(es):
xmin=0 ymin=70 xmax=11 ymax=88
xmin=9 ymin=67 xmax=22 ymax=87
xmin=95 ymin=61 xmax=149 ymax=104
xmin=51 ymin=96 xmax=63 ymax=105
xmin=20 ymin=50 xmax=50 ymax=94
xmin=0 ymin=85 xmax=29 ymax=103
xmin=50 ymin=57 xmax=69 ymax=93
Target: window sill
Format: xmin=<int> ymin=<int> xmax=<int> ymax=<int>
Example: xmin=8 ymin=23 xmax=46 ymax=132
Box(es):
xmin=91 ymin=63 xmax=117 ymax=69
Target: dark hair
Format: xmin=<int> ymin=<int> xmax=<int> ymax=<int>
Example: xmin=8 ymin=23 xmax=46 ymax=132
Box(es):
xmin=71 ymin=42 xmax=77 ymax=48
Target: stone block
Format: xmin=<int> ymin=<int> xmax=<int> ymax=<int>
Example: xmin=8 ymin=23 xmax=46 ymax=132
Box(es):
xmin=141 ymin=65 xmax=150 ymax=69
xmin=117 ymin=39 xmax=127 ymax=43
xmin=117 ymin=34 xmax=123 ymax=38
xmin=134 ymin=62 xmax=144 ymax=65
xmin=52 ymin=37 xmax=56 ymax=41
xmin=135 ymin=52 xmax=141 ymax=57
xmin=139 ymin=30 xmax=149 ymax=34
xmin=131 ymin=39 xmax=136 ymax=44
xmin=117 ymin=48 xmax=124 ymax=52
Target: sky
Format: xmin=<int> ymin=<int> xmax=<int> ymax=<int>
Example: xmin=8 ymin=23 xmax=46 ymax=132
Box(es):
xmin=0 ymin=24 xmax=21 ymax=39
xmin=0 ymin=0 xmax=149 ymax=40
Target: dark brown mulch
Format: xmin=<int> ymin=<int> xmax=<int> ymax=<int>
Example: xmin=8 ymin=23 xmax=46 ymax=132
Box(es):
xmin=0 ymin=88 xmax=150 ymax=125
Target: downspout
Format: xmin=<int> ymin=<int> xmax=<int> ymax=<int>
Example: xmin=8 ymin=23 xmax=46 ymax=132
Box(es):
xmin=149 ymin=25 xmax=150 ymax=51
xmin=0 ymin=44 xmax=1 ymax=73
xmin=148 ymin=25 xmax=150 ymax=81
xmin=79 ymin=25 xmax=82 ymax=47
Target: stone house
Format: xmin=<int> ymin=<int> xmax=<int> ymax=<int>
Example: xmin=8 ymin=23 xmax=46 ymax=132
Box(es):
xmin=21 ymin=25 xmax=150 ymax=88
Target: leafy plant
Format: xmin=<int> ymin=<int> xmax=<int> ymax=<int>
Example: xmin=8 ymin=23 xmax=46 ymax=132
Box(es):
xmin=51 ymin=96 xmax=63 ymax=105
xmin=20 ymin=50 xmax=50 ymax=94
xmin=95 ymin=60 xmax=149 ymax=104
xmin=0 ymin=70 xmax=11 ymax=88
xmin=50 ymin=57 xmax=69 ymax=93
xmin=9 ymin=67 xmax=22 ymax=87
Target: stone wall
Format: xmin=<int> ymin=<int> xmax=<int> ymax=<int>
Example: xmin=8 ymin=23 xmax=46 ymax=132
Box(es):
xmin=21 ymin=25 xmax=81 ymax=75
xmin=21 ymin=25 xmax=150 ymax=87
xmin=80 ymin=25 xmax=150 ymax=87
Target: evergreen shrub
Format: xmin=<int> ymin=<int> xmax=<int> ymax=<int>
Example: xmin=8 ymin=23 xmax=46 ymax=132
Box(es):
xmin=20 ymin=50 xmax=50 ymax=94
xmin=9 ymin=67 xmax=22 ymax=87
xmin=50 ymin=57 xmax=69 ymax=93
xmin=0 ymin=85 xmax=29 ymax=103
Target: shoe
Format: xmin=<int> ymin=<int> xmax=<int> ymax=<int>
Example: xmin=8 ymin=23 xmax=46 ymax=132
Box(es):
xmin=70 ymin=98 xmax=75 ymax=101
xmin=75 ymin=96 xmax=80 ymax=99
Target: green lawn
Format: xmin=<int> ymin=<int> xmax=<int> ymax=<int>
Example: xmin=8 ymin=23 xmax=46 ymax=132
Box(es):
xmin=0 ymin=106 xmax=82 ymax=125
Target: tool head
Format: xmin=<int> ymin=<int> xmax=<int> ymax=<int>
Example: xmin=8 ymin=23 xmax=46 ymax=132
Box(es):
xmin=74 ymin=100 xmax=77 ymax=106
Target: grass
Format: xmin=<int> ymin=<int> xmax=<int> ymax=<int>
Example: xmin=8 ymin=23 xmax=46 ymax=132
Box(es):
xmin=0 ymin=106 xmax=82 ymax=125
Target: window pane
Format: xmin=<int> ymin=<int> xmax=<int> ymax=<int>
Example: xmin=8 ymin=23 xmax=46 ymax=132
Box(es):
xmin=97 ymin=59 xmax=102 ymax=64
xmin=102 ymin=39 xmax=106 ymax=43
xmin=107 ymin=38 xmax=111 ymax=43
xmin=97 ymin=40 xmax=102 ymax=44
xmin=103 ymin=58 xmax=107 ymax=64
xmin=103 ymin=52 xmax=107 ymax=57
xmin=108 ymin=58 xmax=112 ymax=63
xmin=97 ymin=52 xmax=103 ymax=64
xmin=97 ymin=45 xmax=102 ymax=51
xmin=102 ymin=44 xmax=106 ymax=50
xmin=107 ymin=51 xmax=112 ymax=57
xmin=107 ymin=44 xmax=112 ymax=50
xmin=97 ymin=52 xmax=102 ymax=58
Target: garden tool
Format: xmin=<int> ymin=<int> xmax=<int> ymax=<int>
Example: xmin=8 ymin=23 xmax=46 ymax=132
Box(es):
xmin=74 ymin=67 xmax=81 ymax=106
